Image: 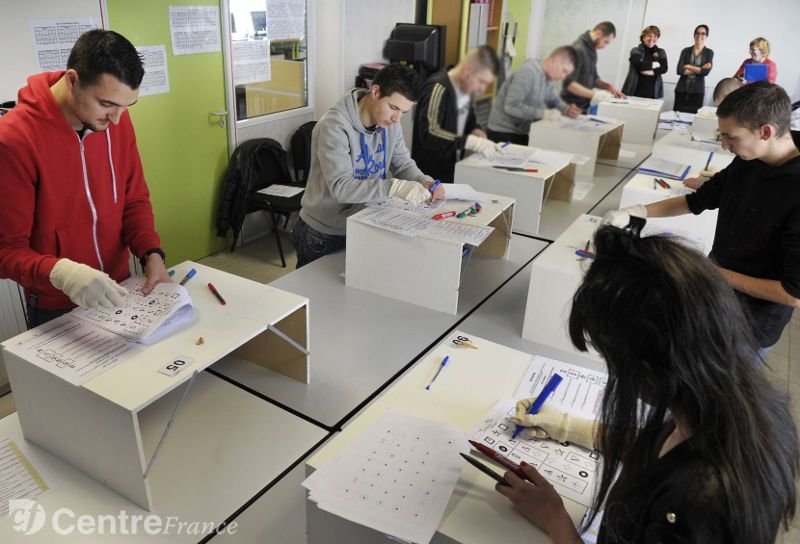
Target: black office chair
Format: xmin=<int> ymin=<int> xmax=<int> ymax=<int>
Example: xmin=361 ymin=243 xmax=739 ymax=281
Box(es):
xmin=217 ymin=138 xmax=303 ymax=267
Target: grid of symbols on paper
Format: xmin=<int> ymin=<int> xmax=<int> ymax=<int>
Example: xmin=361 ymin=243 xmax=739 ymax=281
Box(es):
xmin=79 ymin=286 xmax=182 ymax=335
xmin=472 ymin=403 xmax=599 ymax=498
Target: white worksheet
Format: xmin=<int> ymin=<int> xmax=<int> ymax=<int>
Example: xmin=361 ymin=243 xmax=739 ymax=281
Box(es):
xmin=354 ymin=207 xmax=494 ymax=246
xmin=257 ymin=184 xmax=304 ymax=198
xmin=514 ymin=356 xmax=607 ymax=420
xmin=470 ymin=399 xmax=600 ymax=507
xmin=70 ymin=276 xmax=193 ymax=344
xmin=0 ymin=437 xmax=56 ymax=517
xmin=3 ymin=315 xmax=141 ymax=386
xmin=366 ymin=196 xmax=444 ymax=216
xmin=303 ymin=411 xmax=469 ymax=544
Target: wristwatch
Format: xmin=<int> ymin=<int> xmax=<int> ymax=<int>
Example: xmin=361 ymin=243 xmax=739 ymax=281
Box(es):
xmin=139 ymin=247 xmax=166 ymax=269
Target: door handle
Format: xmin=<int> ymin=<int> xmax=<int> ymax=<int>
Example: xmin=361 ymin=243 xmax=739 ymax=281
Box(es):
xmin=209 ymin=110 xmax=228 ymax=127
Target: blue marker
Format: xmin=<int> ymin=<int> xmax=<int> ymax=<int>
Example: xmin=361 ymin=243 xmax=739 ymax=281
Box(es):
xmin=178 ymin=268 xmax=196 ymax=286
xmin=168 ymin=270 xmax=176 ymax=277
xmin=511 ymin=373 xmax=564 ymax=439
xmin=428 ymin=179 xmax=441 ymax=194
xmin=500 ymin=141 xmax=511 ymax=148
xmin=425 ymin=355 xmax=450 ymax=391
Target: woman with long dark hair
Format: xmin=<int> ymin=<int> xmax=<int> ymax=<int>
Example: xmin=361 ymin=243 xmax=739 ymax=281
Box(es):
xmin=496 ymin=225 xmax=798 ymax=543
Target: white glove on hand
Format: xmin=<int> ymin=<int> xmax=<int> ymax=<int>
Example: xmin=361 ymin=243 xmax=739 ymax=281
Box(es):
xmin=601 ymin=204 xmax=648 ymax=228
xmin=543 ymin=109 xmax=562 ymax=121
xmin=465 ymin=134 xmax=503 ymax=158
xmin=590 ymin=90 xmax=613 ymax=106
xmin=388 ymin=178 xmax=430 ymax=206
xmin=50 ymin=258 xmax=127 ymax=309
xmin=511 ymin=402 xmax=596 ymax=450
xmin=651 ymin=61 xmax=661 ymax=69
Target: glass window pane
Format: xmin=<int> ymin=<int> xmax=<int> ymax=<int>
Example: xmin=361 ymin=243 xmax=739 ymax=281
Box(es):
xmin=229 ymin=0 xmax=308 ymax=121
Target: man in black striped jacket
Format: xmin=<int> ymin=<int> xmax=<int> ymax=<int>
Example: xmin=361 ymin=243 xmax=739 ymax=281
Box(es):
xmin=412 ymin=45 xmax=502 ymax=183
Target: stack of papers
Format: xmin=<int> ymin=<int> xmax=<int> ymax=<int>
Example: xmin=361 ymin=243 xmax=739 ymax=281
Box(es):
xmin=303 ymin=411 xmax=469 ymax=544
xmin=637 ymin=157 xmax=691 ymax=180
xmin=658 ymin=111 xmax=693 ymax=132
xmin=353 ymin=206 xmax=495 ymax=247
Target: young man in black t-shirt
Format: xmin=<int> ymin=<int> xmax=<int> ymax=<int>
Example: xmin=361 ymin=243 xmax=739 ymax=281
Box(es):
xmin=604 ymin=82 xmax=800 ymax=352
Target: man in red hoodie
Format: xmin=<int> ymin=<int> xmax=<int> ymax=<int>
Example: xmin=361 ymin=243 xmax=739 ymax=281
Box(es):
xmin=0 ymin=29 xmax=169 ymax=327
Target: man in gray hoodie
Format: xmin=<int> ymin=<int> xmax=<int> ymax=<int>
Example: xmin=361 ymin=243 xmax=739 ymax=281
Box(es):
xmin=292 ymin=63 xmax=444 ymax=268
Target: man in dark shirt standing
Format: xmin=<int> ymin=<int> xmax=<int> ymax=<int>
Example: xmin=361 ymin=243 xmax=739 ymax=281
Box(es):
xmin=561 ymin=21 xmax=626 ymax=111
xmin=604 ymin=82 xmax=800 ymax=353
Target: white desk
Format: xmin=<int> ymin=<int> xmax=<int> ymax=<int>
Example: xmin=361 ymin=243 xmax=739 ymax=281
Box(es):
xmin=2 ymin=263 xmax=310 ymax=510
xmin=619 ymin=173 xmax=717 ymax=254
xmin=597 ymin=97 xmax=663 ymax=144
xmin=305 ymin=333 xmax=587 ymax=544
xmin=529 ymin=115 xmax=624 ymax=179
xmin=213 ymin=234 xmax=548 ymax=430
xmin=454 ymin=146 xmax=575 ymax=235
xmin=0 ymin=373 xmax=326 ymax=542
xmin=522 ymin=215 xmax=603 ymax=361
xmin=652 ymin=131 xmax=734 ymax=171
xmin=346 ymin=194 xmax=515 ymax=314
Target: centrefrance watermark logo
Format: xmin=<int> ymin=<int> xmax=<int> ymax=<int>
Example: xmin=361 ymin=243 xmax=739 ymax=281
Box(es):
xmin=9 ymin=500 xmax=238 ymax=537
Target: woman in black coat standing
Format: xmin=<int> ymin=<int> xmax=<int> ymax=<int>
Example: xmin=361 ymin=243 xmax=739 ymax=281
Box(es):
xmin=674 ymin=24 xmax=714 ymax=113
xmin=622 ymin=25 xmax=668 ymax=99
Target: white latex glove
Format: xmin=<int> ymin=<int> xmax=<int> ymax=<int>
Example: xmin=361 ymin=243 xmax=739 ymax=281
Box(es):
xmin=388 ymin=178 xmax=430 ymax=205
xmin=601 ymin=204 xmax=648 ymax=228
xmin=590 ymin=90 xmax=613 ymax=106
xmin=651 ymin=61 xmax=661 ymax=69
xmin=49 ymin=258 xmax=127 ymax=309
xmin=511 ymin=402 xmax=596 ymax=450
xmin=465 ymin=134 xmax=503 ymax=158
xmin=543 ymin=109 xmax=562 ymax=121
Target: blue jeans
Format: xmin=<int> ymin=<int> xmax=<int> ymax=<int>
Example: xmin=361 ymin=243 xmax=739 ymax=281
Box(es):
xmin=291 ymin=218 xmax=346 ymax=269
xmin=26 ymin=295 xmax=71 ymax=329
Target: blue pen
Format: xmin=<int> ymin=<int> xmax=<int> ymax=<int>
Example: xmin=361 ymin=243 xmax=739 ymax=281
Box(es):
xmin=511 ymin=373 xmax=564 ymax=439
xmin=425 ymin=355 xmax=450 ymax=391
xmin=178 ymin=268 xmax=196 ymax=286
xmin=428 ymin=179 xmax=441 ymax=194
xmin=501 ymin=141 xmax=511 ymax=148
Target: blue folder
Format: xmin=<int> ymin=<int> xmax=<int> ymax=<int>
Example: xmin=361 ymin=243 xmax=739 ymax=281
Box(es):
xmin=744 ymin=63 xmax=768 ymax=82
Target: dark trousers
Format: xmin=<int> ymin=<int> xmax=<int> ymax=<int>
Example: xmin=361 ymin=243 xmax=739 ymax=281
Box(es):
xmin=26 ymin=295 xmax=71 ymax=329
xmin=674 ymin=91 xmax=705 ymax=114
xmin=486 ymin=129 xmax=529 ymax=147
xmin=291 ymin=217 xmax=346 ymax=269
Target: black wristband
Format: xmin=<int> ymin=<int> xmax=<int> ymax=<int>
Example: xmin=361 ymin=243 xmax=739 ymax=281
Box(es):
xmin=139 ymin=247 xmax=166 ymax=269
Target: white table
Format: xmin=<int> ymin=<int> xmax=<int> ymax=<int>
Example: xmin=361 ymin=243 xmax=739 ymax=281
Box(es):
xmin=2 ymin=263 xmax=310 ymax=510
xmin=213 ymin=234 xmax=548 ymax=430
xmin=0 ymin=373 xmax=327 ymax=542
xmin=522 ymin=215 xmax=603 ymax=361
xmin=305 ymin=333 xmax=587 ymax=544
xmin=346 ymin=194 xmax=515 ymax=314
xmin=529 ymin=115 xmax=624 ymax=179
xmin=652 ymin=130 xmax=734 ymax=171
xmin=454 ymin=146 xmax=575 ymax=235
xmin=597 ymin=97 xmax=663 ymax=144
xmin=619 ymin=173 xmax=718 ymax=254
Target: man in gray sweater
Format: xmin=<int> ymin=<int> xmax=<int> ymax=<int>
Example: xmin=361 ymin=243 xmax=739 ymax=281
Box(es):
xmin=293 ymin=63 xmax=445 ymax=268
xmin=561 ymin=21 xmax=626 ymax=111
xmin=487 ymin=46 xmax=581 ymax=145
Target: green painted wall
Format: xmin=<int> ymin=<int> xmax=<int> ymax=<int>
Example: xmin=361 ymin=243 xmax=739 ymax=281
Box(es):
xmin=506 ymin=0 xmax=530 ymax=70
xmin=106 ymin=0 xmax=229 ymax=266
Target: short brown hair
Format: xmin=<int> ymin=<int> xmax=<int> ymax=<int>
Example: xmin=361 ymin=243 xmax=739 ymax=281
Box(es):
xmin=640 ymin=25 xmax=660 ymax=42
xmin=464 ymin=45 xmax=501 ymax=76
xmin=594 ymin=21 xmax=616 ymax=37
xmin=717 ymin=81 xmax=791 ymax=137
xmin=549 ymin=45 xmax=578 ymax=67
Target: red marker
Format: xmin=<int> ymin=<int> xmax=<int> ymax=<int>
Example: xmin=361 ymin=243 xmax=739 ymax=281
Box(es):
xmin=432 ymin=211 xmax=457 ymax=220
xmin=655 ymin=178 xmax=670 ymax=189
xmin=207 ymin=282 xmax=227 ymax=305
xmin=468 ymin=440 xmax=529 ymax=480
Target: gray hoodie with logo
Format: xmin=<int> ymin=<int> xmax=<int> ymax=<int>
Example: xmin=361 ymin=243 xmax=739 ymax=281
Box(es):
xmin=299 ymin=88 xmax=432 ymax=236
